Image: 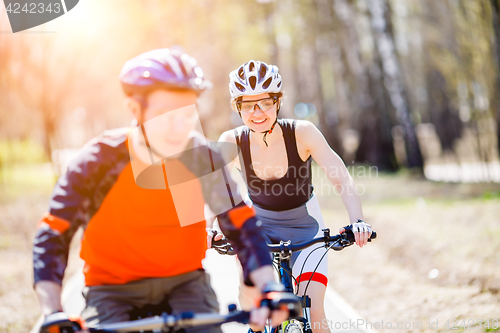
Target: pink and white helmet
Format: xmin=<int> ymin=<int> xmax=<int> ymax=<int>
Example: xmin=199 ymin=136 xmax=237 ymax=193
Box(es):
xmin=229 ymin=60 xmax=282 ymax=99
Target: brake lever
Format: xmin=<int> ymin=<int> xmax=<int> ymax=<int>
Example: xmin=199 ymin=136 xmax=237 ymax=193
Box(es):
xmin=330 ymin=240 xmax=344 ymax=251
xmin=331 ymin=233 xmax=354 ymax=251
xmin=340 ymin=233 xmax=353 ymax=247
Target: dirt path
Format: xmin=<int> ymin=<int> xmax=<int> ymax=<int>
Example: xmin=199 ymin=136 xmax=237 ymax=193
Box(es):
xmin=319 ymin=174 xmax=500 ymax=332
xmin=1 ymin=171 xmax=499 ymax=332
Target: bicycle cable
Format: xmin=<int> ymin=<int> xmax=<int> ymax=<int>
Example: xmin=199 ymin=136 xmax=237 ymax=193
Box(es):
xmin=273 ymin=260 xmax=299 ymax=287
xmin=276 ymin=261 xmax=299 ymax=288
xmin=275 ymin=244 xmax=324 ymax=329
xmin=303 ymin=243 xmax=335 ymax=297
xmin=295 ymin=245 xmax=326 ymax=294
xmin=272 ymin=260 xmax=281 ymax=276
xmin=291 ymin=245 xmax=327 ymax=327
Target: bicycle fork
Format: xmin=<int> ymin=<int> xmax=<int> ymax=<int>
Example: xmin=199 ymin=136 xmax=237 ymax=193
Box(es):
xmin=275 ymin=252 xmax=312 ymax=333
xmin=299 ymin=295 xmax=312 ymax=333
xmin=275 ymin=296 xmax=311 ymax=333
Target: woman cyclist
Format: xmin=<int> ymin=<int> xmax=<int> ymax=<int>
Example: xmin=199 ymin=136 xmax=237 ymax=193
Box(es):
xmin=216 ymin=60 xmax=372 ymax=333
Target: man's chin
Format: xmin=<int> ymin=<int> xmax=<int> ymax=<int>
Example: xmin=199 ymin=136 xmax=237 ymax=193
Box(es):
xmin=163 ymin=141 xmax=190 ymax=158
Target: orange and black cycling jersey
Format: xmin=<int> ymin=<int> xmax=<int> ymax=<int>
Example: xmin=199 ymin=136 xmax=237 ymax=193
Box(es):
xmin=33 ymin=128 xmax=271 ymax=287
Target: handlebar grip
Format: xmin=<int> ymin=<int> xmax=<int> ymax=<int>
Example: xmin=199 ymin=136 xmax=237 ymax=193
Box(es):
xmin=260 ymin=292 xmax=302 ymax=319
xmin=212 ymin=238 xmax=229 ymax=246
xmin=343 ymin=227 xmax=377 ymax=243
xmin=40 ymin=313 xmax=83 ymax=333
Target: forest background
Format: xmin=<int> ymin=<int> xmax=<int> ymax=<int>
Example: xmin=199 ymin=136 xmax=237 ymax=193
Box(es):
xmin=0 ymin=0 xmax=499 ymax=332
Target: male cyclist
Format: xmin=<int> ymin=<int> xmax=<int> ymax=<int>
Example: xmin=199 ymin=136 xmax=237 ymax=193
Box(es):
xmin=33 ymin=49 xmax=286 ymax=332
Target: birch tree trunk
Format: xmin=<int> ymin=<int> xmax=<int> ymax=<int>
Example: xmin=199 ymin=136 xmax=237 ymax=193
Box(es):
xmin=489 ymin=0 xmax=500 ymax=153
xmin=367 ymin=0 xmax=424 ymax=169
xmin=333 ymin=0 xmax=397 ymax=170
xmin=307 ymin=0 xmax=344 ymax=155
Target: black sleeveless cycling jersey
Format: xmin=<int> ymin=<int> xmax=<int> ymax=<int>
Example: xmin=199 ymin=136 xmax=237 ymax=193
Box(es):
xmin=234 ymin=118 xmax=314 ymax=211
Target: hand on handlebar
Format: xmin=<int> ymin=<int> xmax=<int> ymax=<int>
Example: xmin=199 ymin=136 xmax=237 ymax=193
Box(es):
xmin=211 ymin=236 xmax=236 ymax=255
xmin=206 ymin=228 xmax=224 ymax=248
xmin=250 ymin=306 xmax=288 ymax=330
xmin=250 ymin=282 xmax=300 ymax=330
xmin=39 ymin=312 xmax=88 ymax=333
xmin=339 ymin=220 xmax=372 ymax=248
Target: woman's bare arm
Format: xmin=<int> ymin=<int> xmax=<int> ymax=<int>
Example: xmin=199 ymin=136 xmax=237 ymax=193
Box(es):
xmin=218 ymin=129 xmax=241 ymax=171
xmin=296 ymin=120 xmax=370 ymax=246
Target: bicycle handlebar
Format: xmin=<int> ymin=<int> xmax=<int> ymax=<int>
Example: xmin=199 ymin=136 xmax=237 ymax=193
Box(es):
xmin=95 ymin=311 xmax=246 ymax=332
xmin=40 ymin=293 xmax=302 ymax=333
xmin=96 ymin=291 xmax=300 ymax=332
xmin=269 ymin=228 xmax=376 ymax=252
xmin=212 ymin=228 xmax=377 ymax=255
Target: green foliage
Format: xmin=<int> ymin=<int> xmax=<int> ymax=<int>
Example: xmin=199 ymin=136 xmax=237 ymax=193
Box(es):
xmin=482 ymin=190 xmax=500 ymax=200
xmin=0 ymin=139 xmax=47 ymax=166
xmin=0 ymin=163 xmax=55 ymax=201
xmin=0 ymin=141 xmax=54 ymax=199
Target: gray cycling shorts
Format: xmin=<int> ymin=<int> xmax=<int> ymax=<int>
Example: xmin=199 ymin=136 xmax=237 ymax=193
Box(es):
xmin=81 ymin=269 xmax=221 ymax=333
xmin=252 ymin=195 xmax=329 ymax=287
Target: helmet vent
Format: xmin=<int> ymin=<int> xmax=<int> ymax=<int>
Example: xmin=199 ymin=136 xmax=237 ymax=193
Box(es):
xmin=227 ymin=60 xmax=281 ymax=99
xmin=163 ymin=62 xmax=173 ymax=76
xmin=258 ymin=64 xmax=267 ymax=83
xmin=249 ymin=76 xmax=257 ymax=90
xmin=238 ymin=67 xmax=245 ymax=80
xmin=235 ymin=82 xmax=246 ymax=92
xmin=176 ymin=57 xmax=188 ymax=78
xmin=262 ymin=77 xmax=273 ymax=89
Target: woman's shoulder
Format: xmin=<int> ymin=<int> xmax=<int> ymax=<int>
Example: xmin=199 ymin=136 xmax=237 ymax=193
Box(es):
xmin=280 ymin=119 xmax=316 ymax=134
xmin=218 ymin=125 xmax=246 ymax=143
xmin=292 ymin=120 xmax=324 ymax=148
xmin=279 ymin=118 xmax=314 ymax=127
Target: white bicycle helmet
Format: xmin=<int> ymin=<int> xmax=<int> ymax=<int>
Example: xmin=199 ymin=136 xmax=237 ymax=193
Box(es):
xmin=228 ymin=61 xmax=283 ymax=147
xmin=229 ymin=60 xmax=282 ymax=99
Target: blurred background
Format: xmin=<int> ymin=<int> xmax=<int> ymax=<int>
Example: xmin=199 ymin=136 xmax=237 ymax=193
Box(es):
xmin=0 ymin=0 xmax=499 ymax=332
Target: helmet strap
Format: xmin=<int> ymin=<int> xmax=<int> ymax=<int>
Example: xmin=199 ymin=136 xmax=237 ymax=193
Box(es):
xmin=132 ymin=95 xmax=164 ymax=160
xmin=248 ymin=103 xmax=280 ymax=148
xmin=262 ymin=118 xmax=278 ymax=147
xmin=138 ymin=133 xmax=165 ymax=160
xmin=132 ymin=95 xmax=148 ymax=126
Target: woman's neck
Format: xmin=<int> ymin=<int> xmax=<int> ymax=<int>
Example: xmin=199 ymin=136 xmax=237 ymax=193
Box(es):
xmin=249 ymin=121 xmax=282 ymax=148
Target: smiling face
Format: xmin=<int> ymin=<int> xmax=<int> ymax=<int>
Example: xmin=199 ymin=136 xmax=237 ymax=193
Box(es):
xmin=239 ymin=93 xmax=279 ymax=132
